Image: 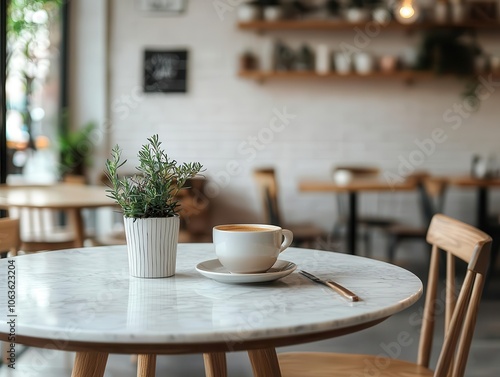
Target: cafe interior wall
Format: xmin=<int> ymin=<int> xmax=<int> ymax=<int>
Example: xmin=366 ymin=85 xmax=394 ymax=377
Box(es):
xmin=72 ymin=0 xmax=500 ymax=236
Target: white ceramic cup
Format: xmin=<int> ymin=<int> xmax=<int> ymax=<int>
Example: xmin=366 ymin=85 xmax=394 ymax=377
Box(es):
xmin=237 ymin=4 xmax=260 ymax=22
xmin=263 ymin=6 xmax=283 ymax=21
xmin=213 ymin=224 xmax=293 ymax=274
xmin=354 ymin=52 xmax=375 ymax=75
xmin=333 ymin=169 xmax=353 ymax=185
xmin=345 ymin=8 xmax=370 ymax=23
xmin=334 ymin=52 xmax=352 ymax=75
xmin=373 ymin=7 xmax=391 ymax=25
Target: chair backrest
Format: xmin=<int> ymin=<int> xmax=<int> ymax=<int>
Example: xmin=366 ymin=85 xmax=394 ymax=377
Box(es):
xmin=418 ymin=214 xmax=491 ymax=377
xmin=418 ymin=176 xmax=448 ymax=226
xmin=1 ymin=182 xmax=83 ymax=252
xmin=253 ymin=168 xmax=282 ymax=226
xmin=0 ymin=218 xmax=20 ymax=257
xmin=3 ymin=198 xmax=78 ymax=251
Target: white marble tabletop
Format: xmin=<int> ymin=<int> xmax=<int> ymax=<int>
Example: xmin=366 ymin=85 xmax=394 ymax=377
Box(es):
xmin=0 ymin=244 xmax=422 ymax=347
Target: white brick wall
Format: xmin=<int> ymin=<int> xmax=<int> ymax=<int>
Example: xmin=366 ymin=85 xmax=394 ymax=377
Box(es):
xmin=106 ymin=0 xmax=500 ymax=231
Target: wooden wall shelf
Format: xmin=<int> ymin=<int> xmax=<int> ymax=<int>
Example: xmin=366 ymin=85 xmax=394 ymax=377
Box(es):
xmin=238 ymin=70 xmax=436 ymax=82
xmin=238 ymin=20 xmax=500 ymax=32
xmin=237 ymin=19 xmax=500 ymax=83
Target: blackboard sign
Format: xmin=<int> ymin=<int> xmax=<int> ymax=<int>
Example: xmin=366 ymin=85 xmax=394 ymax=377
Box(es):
xmin=144 ymin=50 xmax=188 ymax=93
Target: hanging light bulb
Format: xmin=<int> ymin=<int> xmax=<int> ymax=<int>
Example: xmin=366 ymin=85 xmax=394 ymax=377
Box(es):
xmin=400 ymin=2 xmax=415 ymax=18
xmin=394 ymin=0 xmax=420 ymax=24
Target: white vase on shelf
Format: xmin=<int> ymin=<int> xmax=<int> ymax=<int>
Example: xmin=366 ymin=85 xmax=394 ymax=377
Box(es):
xmin=334 ymin=52 xmax=352 ymax=75
xmin=261 ymin=39 xmax=274 ymax=72
xmin=354 ymin=52 xmax=375 ymax=75
xmin=237 ymin=4 xmax=260 ymax=22
xmin=263 ymin=6 xmax=283 ymax=21
xmin=345 ymin=8 xmax=370 ymax=23
xmin=316 ymin=44 xmax=330 ymax=75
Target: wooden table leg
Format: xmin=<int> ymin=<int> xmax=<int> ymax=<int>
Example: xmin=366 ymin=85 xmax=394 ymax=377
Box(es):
xmin=137 ymin=354 xmax=156 ymax=377
xmin=203 ymin=352 xmax=227 ymax=377
xmin=248 ymin=348 xmax=282 ymax=377
xmin=71 ymin=352 xmax=108 ymax=377
xmin=477 ymin=187 xmax=488 ymax=230
xmin=69 ymin=208 xmax=85 ymax=248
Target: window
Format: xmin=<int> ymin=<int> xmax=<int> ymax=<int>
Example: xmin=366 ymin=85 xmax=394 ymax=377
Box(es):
xmin=3 ymin=0 xmax=65 ymax=183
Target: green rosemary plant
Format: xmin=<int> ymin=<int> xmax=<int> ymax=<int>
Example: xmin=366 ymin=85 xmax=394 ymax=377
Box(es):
xmin=105 ymin=134 xmax=203 ymax=219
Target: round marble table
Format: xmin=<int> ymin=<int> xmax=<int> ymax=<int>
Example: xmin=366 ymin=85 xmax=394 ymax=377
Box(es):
xmin=0 ymin=244 xmax=422 ymax=377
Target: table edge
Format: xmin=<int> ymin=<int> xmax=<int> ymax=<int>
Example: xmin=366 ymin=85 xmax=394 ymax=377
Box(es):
xmin=0 ymin=317 xmax=388 ymax=354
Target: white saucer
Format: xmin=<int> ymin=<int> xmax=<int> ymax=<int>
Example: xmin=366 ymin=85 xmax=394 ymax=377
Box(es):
xmin=195 ymin=259 xmax=296 ymax=284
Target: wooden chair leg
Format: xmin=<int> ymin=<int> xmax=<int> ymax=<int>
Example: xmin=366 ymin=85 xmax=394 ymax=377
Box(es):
xmin=137 ymin=354 xmax=156 ymax=377
xmin=247 ymin=348 xmax=282 ymax=377
xmin=71 ymin=352 xmax=108 ymax=377
xmin=203 ymin=352 xmax=227 ymax=377
xmin=1 ymin=342 xmax=8 ymax=364
xmin=68 ymin=208 xmax=85 ymax=248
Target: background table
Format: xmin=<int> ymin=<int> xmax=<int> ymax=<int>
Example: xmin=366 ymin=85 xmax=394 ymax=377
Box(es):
xmin=0 ymin=244 xmax=422 ymax=377
xmin=435 ymin=176 xmax=500 ymax=230
xmin=300 ymin=178 xmax=416 ymax=254
xmin=431 ymin=175 xmax=500 ymax=286
xmin=0 ymin=184 xmax=116 ymax=247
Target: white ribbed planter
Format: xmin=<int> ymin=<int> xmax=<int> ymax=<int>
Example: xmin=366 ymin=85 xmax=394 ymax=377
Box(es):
xmin=123 ymin=216 xmax=180 ymax=278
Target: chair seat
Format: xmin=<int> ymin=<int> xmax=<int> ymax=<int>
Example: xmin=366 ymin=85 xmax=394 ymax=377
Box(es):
xmin=21 ymin=228 xmax=77 ymax=252
xmin=287 ymin=223 xmax=325 ymax=240
xmin=90 ymin=229 xmax=127 ymax=246
xmin=278 ymin=352 xmax=434 ymax=377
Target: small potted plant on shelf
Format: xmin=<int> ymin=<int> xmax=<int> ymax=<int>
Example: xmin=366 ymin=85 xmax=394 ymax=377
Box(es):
xmin=105 ymin=134 xmax=203 ymax=278
xmin=414 ymin=29 xmax=484 ymax=109
xmin=58 ymin=120 xmax=96 ymax=181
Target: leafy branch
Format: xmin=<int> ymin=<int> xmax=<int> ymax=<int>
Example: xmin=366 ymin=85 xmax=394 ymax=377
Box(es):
xmin=105 ymin=135 xmax=203 ymax=219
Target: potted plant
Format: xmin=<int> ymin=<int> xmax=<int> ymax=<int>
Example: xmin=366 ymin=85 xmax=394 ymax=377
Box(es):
xmin=415 ymin=29 xmax=483 ymax=109
xmin=58 ymin=120 xmax=96 ymax=181
xmin=105 ymin=134 xmax=203 ymax=278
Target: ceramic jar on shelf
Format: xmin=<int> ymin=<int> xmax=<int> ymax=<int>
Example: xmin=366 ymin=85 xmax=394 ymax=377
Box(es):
xmin=237 ymin=3 xmax=261 ymax=22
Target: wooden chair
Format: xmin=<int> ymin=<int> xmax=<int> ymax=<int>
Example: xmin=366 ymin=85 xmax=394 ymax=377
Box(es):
xmin=385 ymin=176 xmax=448 ymax=263
xmin=0 ymin=218 xmax=20 ymax=365
xmin=2 ymin=179 xmax=85 ymax=252
xmin=0 ymin=218 xmax=20 ymax=258
xmin=8 ymin=207 xmax=78 ymax=252
xmin=278 ymin=214 xmax=492 ymax=377
xmin=253 ymin=168 xmax=328 ymax=248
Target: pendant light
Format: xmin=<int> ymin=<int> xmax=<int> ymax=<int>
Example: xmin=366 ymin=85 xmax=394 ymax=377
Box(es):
xmin=394 ymin=0 xmax=420 ymax=24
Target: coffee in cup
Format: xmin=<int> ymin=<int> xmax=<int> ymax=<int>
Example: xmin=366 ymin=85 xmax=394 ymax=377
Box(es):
xmin=213 ymin=224 xmax=293 ymax=274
